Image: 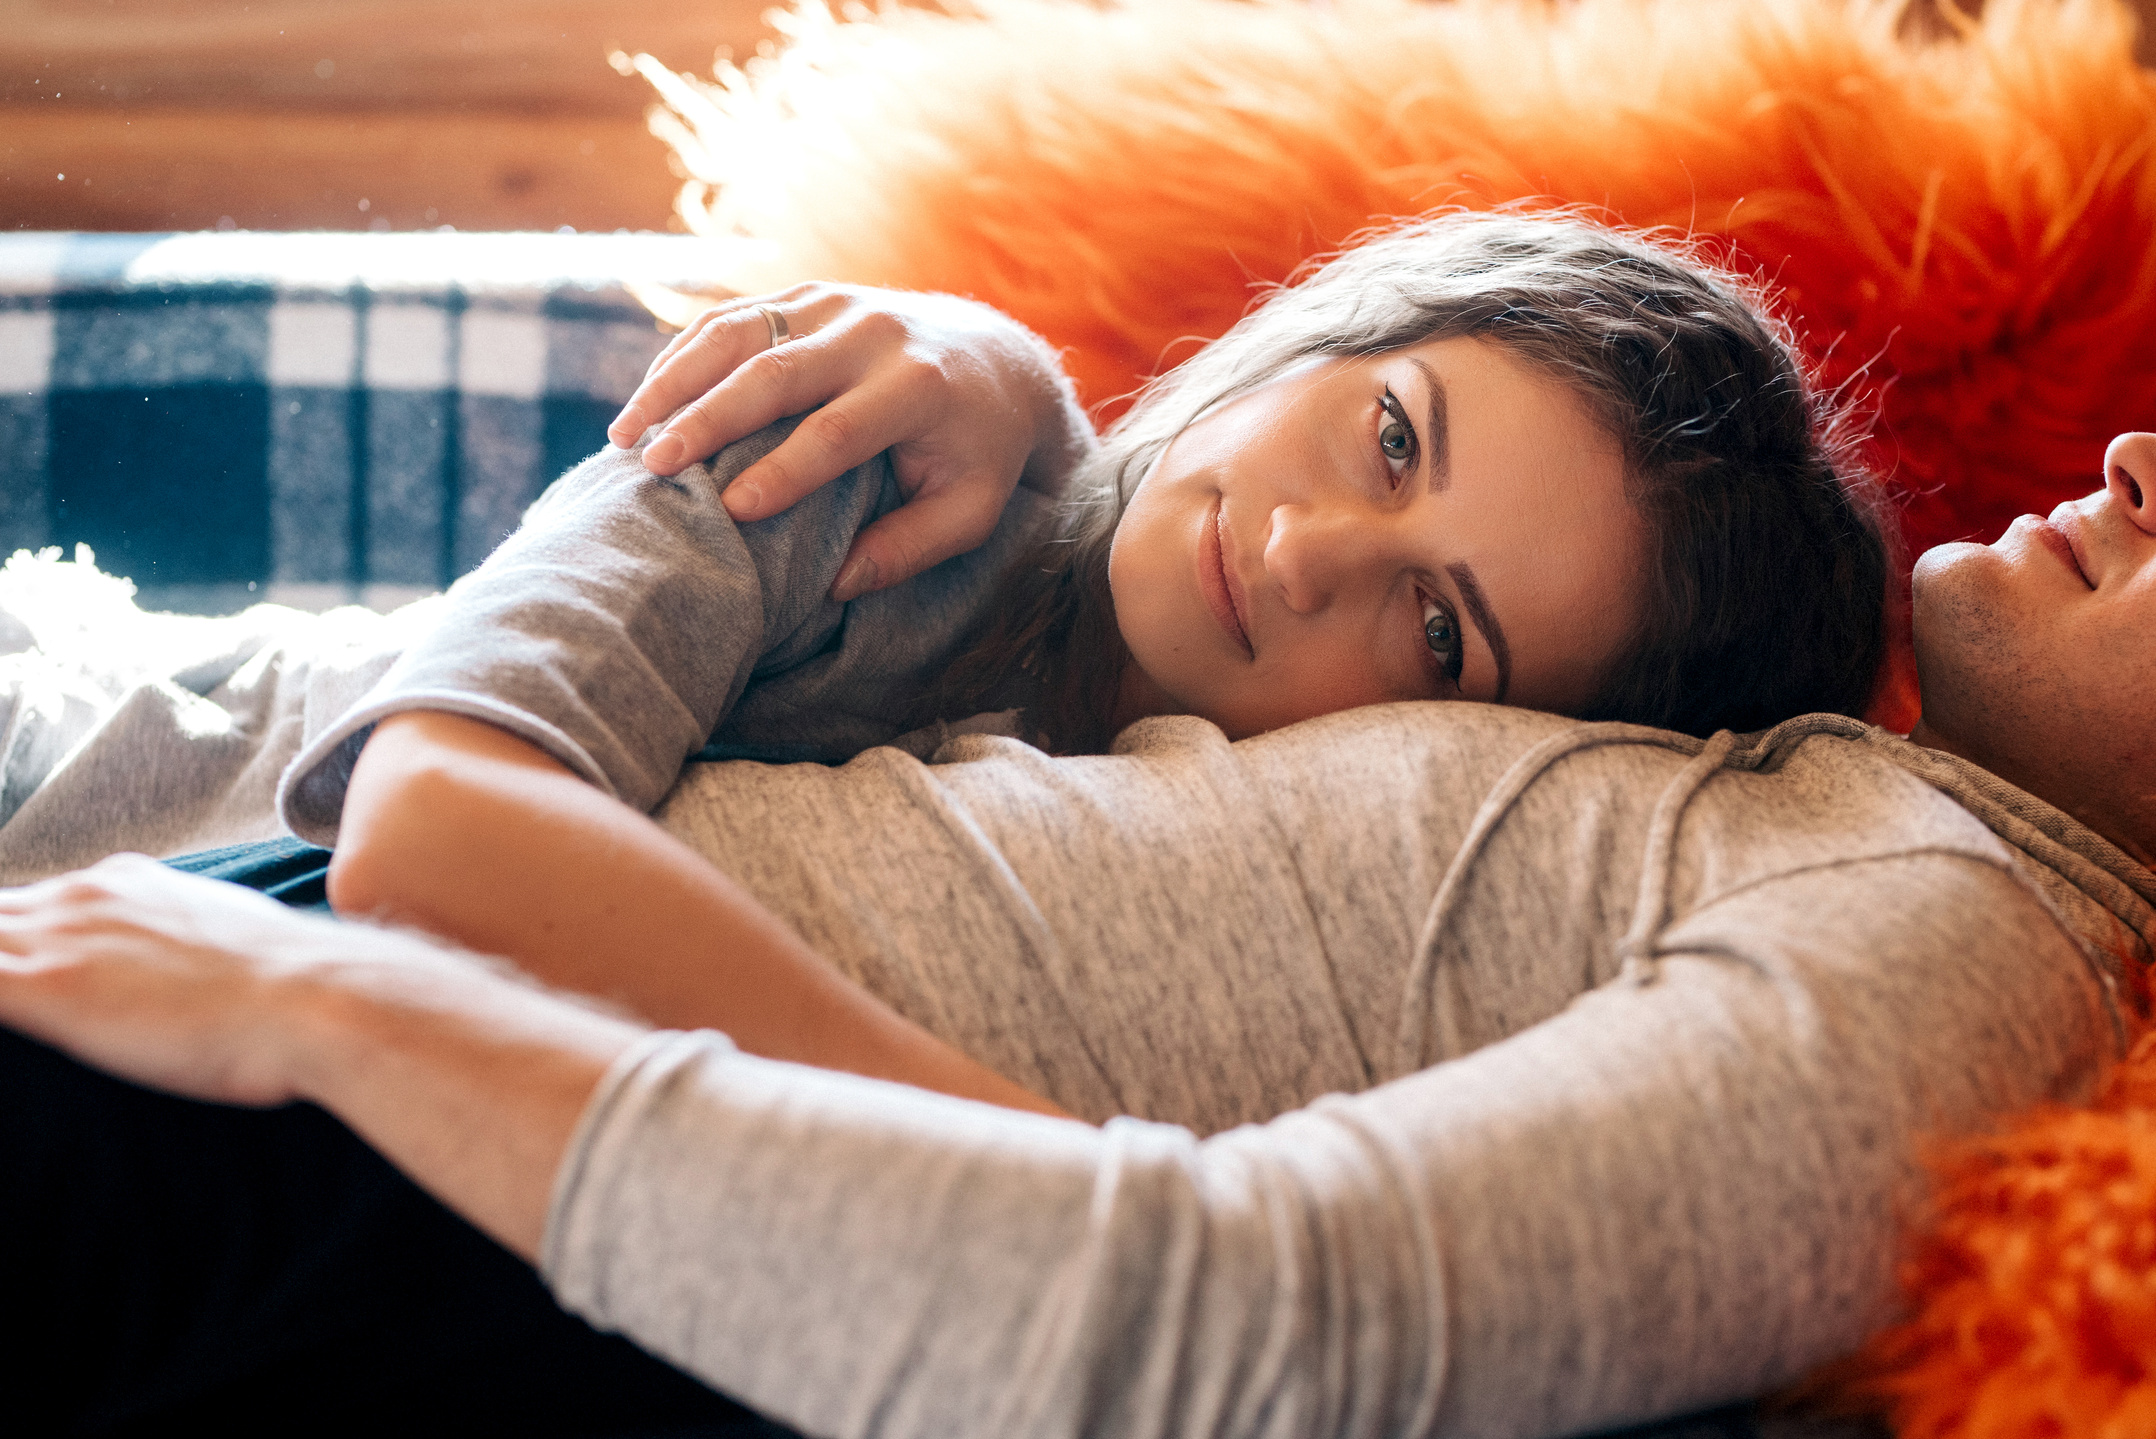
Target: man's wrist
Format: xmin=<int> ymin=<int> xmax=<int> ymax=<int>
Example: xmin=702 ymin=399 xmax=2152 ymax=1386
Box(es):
xmin=261 ymin=941 xmax=647 ymax=1260
xmin=274 ymin=941 xmax=643 ymax=1114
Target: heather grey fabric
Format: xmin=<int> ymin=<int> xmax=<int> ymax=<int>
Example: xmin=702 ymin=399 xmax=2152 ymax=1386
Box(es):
xmin=0 ymin=425 xmax=1048 ymax=884
xmin=279 ymin=426 xmax=1052 ymax=844
xmin=0 ymin=583 xmax=435 ymax=884
xmin=545 ymin=705 xmax=2153 ymax=1439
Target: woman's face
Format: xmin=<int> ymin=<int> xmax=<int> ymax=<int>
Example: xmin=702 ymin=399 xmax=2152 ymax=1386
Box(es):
xmin=1107 ymin=335 xmax=1645 ymax=738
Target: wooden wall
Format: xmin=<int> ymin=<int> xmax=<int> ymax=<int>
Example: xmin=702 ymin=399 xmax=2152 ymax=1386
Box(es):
xmin=4 ymin=0 xmax=2152 ymax=235
xmin=1 ymin=0 xmax=776 ymax=232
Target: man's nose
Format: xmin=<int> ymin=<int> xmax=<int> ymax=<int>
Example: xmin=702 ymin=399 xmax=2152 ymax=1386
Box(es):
xmin=2107 ymin=432 xmax=2156 ymax=535
xmin=1263 ymin=501 xmax=1389 ymax=614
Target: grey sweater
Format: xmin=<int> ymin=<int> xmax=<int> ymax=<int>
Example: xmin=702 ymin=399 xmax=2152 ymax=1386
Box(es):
xmin=278 ymin=427 xmax=1052 ymax=844
xmin=543 ymin=706 xmax=2153 ymax=1439
xmin=0 ymin=430 xmax=1045 ymax=881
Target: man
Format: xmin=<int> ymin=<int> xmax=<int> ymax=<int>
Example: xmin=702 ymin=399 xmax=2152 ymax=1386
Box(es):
xmin=1905 ymin=431 xmax=2156 ymax=872
xmin=0 ymin=436 xmax=2150 ymax=1439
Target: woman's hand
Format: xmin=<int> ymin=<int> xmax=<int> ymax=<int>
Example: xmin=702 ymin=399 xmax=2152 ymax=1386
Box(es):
xmin=608 ymin=284 xmax=1096 ymax=602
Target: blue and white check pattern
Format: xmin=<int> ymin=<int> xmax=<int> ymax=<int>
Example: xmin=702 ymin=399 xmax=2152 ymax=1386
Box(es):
xmin=0 ymin=231 xmax=731 ymax=611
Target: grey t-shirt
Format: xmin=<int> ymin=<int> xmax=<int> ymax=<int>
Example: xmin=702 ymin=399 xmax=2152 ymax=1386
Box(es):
xmin=278 ymin=426 xmax=1052 ymax=844
xmin=542 ymin=706 xmax=2154 ymax=1439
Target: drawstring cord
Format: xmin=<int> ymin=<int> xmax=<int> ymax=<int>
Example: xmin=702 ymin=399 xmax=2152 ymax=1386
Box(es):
xmin=1396 ymin=723 xmax=1716 ymax=1072
xmin=1614 ymin=730 xmax=1738 ymax=986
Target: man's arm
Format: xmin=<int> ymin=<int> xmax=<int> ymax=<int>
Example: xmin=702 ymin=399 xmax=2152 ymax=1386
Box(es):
xmin=329 ymin=709 xmax=1063 ymax=1116
xmin=0 ymin=838 xmax=2115 ymax=1439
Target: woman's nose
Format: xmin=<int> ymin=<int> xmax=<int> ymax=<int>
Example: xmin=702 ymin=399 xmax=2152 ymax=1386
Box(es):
xmin=2107 ymin=432 xmax=2156 ymax=534
xmin=1263 ymin=501 xmax=1387 ymax=614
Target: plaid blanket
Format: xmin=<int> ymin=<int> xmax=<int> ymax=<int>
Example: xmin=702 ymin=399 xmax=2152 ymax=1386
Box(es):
xmin=0 ymin=231 xmax=730 ymax=613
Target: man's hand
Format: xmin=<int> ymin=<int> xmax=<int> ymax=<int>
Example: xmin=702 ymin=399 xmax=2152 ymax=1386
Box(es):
xmin=0 ymin=853 xmax=642 ymax=1260
xmin=0 ymin=855 xmax=353 ymax=1107
xmin=608 ymin=283 xmax=1096 ymax=602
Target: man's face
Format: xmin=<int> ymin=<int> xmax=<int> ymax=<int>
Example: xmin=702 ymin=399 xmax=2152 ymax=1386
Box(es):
xmin=1911 ymin=432 xmax=2156 ymax=864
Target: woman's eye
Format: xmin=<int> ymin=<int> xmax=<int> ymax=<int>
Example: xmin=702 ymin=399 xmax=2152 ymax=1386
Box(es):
xmin=1422 ymin=596 xmax=1465 ymax=685
xmin=1378 ymin=391 xmax=1416 ymax=484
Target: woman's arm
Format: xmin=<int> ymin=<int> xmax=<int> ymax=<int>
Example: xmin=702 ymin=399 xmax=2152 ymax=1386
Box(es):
xmin=330 ymin=709 xmax=1063 ymax=1117
xmin=281 ymin=288 xmax=1091 ymax=1116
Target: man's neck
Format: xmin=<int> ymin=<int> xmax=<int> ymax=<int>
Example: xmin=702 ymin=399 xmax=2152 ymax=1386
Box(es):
xmin=1108 ymin=662 xmax=1176 ymax=736
xmin=1905 ymin=714 xmax=2156 ymax=870
xmin=1902 ymin=716 xmax=1958 ymax=760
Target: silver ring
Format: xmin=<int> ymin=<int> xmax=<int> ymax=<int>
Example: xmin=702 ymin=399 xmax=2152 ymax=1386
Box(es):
xmin=756 ymin=303 xmax=790 ymax=350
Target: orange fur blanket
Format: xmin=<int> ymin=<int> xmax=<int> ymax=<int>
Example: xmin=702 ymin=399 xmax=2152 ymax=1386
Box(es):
xmin=641 ymin=9 xmax=2156 ymax=1428
xmin=1849 ymin=1025 xmax=2156 ymax=1437
xmin=652 ymin=0 xmax=2154 ymax=582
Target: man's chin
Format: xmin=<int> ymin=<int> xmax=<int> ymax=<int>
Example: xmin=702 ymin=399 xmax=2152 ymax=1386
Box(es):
xmin=1909 ymin=539 xmax=2011 ymax=657
xmin=1910 ymin=539 xmax=1991 ymax=592
xmin=1907 ymin=542 xmax=2019 ymax=766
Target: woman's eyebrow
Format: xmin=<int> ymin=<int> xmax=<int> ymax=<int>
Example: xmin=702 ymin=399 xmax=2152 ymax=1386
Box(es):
xmin=1408 ymin=358 xmax=1451 ymax=493
xmin=1445 ymin=562 xmax=1511 ymax=704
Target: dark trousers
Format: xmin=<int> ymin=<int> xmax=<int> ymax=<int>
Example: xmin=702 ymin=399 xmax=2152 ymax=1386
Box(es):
xmin=0 ymin=840 xmax=795 ymax=1438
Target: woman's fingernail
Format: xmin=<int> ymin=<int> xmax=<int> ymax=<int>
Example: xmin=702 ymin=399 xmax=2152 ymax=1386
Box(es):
xmin=722 ymin=480 xmax=761 ymax=519
xmin=832 ymin=556 xmax=877 ymax=601
xmin=644 ymin=432 xmax=684 ymax=468
xmin=609 ymin=406 xmax=641 ymax=443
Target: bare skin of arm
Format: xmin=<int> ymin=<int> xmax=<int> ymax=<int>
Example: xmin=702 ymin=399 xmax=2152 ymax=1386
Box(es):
xmin=329 ymin=710 xmax=1066 ymax=1118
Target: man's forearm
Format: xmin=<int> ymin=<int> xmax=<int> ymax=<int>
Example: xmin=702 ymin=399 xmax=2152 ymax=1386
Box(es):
xmin=0 ymin=856 xmax=639 ymax=1261
xmin=288 ymin=943 xmax=642 ymax=1260
xmin=330 ymin=711 xmax=1063 ymax=1116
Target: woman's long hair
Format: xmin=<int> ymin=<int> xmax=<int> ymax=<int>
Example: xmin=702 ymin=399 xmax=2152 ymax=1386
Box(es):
xmin=934 ymin=209 xmax=1890 ymax=753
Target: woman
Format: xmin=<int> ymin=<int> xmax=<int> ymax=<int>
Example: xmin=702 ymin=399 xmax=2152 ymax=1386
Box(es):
xmin=288 ymin=212 xmax=1889 ymax=1115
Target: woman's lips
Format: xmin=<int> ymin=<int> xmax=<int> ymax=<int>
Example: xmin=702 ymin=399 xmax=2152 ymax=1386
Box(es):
xmin=1199 ymin=496 xmax=1254 ymax=657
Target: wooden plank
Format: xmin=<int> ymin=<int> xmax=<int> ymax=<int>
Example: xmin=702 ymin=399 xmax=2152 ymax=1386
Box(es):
xmin=5 ymin=0 xmax=2148 ymax=118
xmin=0 ymin=0 xmax=777 ymax=113
xmin=0 ymin=106 xmax=684 ymax=232
xmin=4 ymin=0 xmax=2144 ymax=235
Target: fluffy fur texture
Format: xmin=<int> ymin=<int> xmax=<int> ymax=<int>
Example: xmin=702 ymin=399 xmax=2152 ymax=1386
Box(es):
xmin=1845 ymin=1021 xmax=2156 ymax=1437
xmin=651 ymin=0 xmax=2154 ymax=575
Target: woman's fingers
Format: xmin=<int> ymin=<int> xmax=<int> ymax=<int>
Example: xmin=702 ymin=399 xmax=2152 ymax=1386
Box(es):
xmin=716 ymin=363 xmax=946 ymax=523
xmin=830 ymin=479 xmax=1013 ymax=600
xmin=610 ymin=306 xmax=775 ymax=457
xmin=610 ymin=285 xmax=842 ymax=458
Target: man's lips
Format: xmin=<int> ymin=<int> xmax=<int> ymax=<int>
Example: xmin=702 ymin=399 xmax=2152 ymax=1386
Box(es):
xmin=1199 ymin=496 xmax=1254 ymax=657
xmin=2026 ymin=515 xmax=2093 ymax=589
